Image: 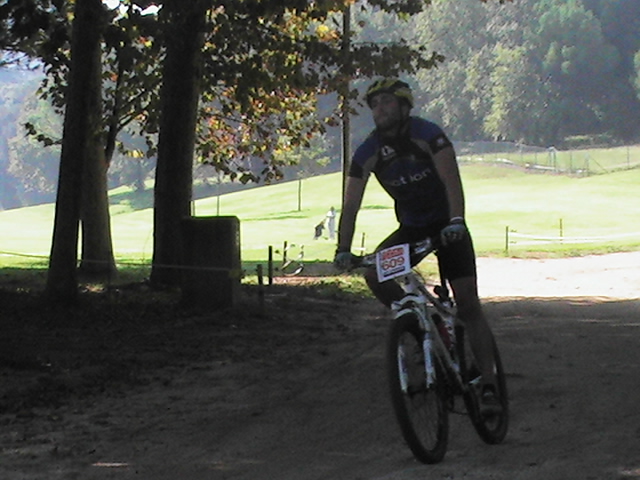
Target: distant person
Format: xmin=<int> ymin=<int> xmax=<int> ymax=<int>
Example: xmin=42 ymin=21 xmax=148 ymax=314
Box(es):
xmin=314 ymin=221 xmax=324 ymax=240
xmin=325 ymin=206 xmax=336 ymax=240
xmin=333 ymin=78 xmax=501 ymax=414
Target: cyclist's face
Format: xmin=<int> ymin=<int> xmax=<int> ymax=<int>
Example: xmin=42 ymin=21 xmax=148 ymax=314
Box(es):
xmin=370 ymin=93 xmax=405 ymax=134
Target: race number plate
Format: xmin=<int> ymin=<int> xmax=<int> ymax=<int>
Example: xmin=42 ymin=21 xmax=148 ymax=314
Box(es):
xmin=376 ymin=244 xmax=411 ymax=282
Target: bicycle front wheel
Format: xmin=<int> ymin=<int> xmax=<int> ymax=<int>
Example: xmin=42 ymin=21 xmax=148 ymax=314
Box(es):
xmin=387 ymin=312 xmax=449 ymax=464
xmin=280 ymin=260 xmax=304 ymax=276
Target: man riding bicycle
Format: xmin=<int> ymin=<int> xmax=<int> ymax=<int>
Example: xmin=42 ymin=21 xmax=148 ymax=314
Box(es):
xmin=333 ymin=78 xmax=501 ymax=414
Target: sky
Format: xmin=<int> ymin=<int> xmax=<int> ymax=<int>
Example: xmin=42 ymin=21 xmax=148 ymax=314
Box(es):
xmin=102 ymin=0 xmax=159 ymax=15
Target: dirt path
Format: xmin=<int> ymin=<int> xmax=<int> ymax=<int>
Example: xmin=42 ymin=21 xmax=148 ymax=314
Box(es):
xmin=1 ymin=253 xmax=639 ymax=480
xmin=476 ymin=251 xmax=640 ymax=299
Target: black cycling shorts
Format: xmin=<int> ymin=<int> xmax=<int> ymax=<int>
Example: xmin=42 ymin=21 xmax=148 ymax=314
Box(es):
xmin=373 ymin=224 xmax=477 ymax=281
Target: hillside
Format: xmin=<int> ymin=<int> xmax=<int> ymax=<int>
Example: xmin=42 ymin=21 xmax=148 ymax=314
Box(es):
xmin=1 ymin=165 xmax=639 ymax=270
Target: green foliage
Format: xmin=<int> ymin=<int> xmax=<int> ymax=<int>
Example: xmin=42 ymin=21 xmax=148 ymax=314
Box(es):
xmin=4 ymin=0 xmax=640 ymax=206
xmin=8 ymin=91 xmax=61 ymax=200
xmin=191 ymin=0 xmax=443 ymax=183
xmin=1 ymin=0 xmax=449 ymax=186
xmin=0 ymin=72 xmax=42 ymax=208
xmin=483 ymin=45 xmax=545 ymax=143
xmin=403 ymin=0 xmax=640 ymax=144
xmin=634 ymin=50 xmax=640 ymax=101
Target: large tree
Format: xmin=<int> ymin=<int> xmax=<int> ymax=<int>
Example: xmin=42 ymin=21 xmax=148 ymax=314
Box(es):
xmin=1 ymin=0 xmax=119 ymax=280
xmin=46 ymin=0 xmax=107 ymax=302
xmin=39 ymin=1 xmax=164 ymax=278
xmin=150 ymin=0 xmax=208 ymax=287
xmin=530 ymin=0 xmax=620 ymax=140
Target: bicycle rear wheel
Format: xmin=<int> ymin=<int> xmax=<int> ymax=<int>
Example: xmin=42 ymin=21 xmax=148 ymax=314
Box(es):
xmin=456 ymin=326 xmax=509 ymax=444
xmin=387 ymin=312 xmax=449 ymax=464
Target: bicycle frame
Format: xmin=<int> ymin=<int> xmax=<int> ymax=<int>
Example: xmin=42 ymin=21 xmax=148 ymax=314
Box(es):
xmin=278 ymin=242 xmax=304 ymax=276
xmin=360 ymin=240 xmax=467 ymax=394
xmin=395 ymin=273 xmax=465 ymax=390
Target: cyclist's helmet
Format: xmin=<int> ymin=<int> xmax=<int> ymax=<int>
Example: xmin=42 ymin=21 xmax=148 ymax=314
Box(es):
xmin=365 ymin=78 xmax=414 ymax=108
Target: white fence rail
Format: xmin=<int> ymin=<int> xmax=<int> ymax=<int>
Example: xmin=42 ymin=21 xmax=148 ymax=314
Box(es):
xmin=505 ymin=229 xmax=640 ymax=253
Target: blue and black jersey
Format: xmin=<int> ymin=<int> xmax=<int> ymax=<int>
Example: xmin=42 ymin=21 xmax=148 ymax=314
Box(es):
xmin=349 ymin=117 xmax=454 ymax=228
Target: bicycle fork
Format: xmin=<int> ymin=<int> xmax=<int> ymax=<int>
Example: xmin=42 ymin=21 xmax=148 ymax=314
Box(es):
xmin=393 ymin=297 xmax=439 ymax=392
xmin=393 ymin=297 xmax=462 ymax=394
xmin=396 ymin=336 xmax=437 ymax=393
xmin=422 ymin=332 xmax=437 ymax=388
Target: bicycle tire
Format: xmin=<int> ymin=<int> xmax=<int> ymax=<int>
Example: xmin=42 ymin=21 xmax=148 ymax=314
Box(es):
xmin=456 ymin=326 xmax=509 ymax=444
xmin=280 ymin=260 xmax=304 ymax=276
xmin=387 ymin=311 xmax=449 ymax=464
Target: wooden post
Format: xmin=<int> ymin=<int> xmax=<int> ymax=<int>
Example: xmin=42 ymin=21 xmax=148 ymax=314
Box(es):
xmin=505 ymin=226 xmax=509 ymax=255
xmin=257 ymin=264 xmax=264 ymax=312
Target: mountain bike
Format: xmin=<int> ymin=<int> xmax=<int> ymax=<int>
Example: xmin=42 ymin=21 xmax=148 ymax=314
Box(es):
xmin=353 ymin=237 xmax=508 ymax=464
xmin=276 ymin=241 xmax=304 ymax=276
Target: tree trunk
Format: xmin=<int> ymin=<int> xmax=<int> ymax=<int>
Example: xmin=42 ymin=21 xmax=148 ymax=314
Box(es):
xmin=78 ymin=39 xmax=117 ymax=278
xmin=78 ymin=131 xmax=117 ymax=278
xmin=45 ymin=0 xmax=106 ymax=303
xmin=150 ymin=0 xmax=208 ymax=287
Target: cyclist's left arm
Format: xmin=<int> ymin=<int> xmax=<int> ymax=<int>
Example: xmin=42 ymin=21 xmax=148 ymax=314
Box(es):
xmin=432 ymin=145 xmax=465 ymax=221
xmin=432 ymin=145 xmax=468 ymax=245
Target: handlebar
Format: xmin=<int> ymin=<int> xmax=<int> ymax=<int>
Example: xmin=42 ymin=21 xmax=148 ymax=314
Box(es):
xmin=351 ymin=236 xmax=440 ymax=269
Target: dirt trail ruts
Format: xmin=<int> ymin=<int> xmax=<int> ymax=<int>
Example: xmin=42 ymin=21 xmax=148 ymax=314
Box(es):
xmin=1 ymin=253 xmax=639 ymax=480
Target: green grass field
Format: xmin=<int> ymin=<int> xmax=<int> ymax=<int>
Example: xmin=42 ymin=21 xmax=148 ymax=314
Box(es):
xmin=1 ymin=163 xmax=639 ymax=271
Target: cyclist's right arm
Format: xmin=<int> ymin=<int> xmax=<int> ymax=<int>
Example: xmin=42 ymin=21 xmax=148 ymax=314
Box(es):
xmin=337 ymin=176 xmax=367 ymax=254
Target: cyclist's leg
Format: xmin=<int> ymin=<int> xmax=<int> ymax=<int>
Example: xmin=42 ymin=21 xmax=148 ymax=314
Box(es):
xmin=364 ymin=269 xmax=404 ymax=308
xmin=438 ymin=235 xmax=499 ymax=399
xmin=449 ymin=276 xmax=496 ymax=385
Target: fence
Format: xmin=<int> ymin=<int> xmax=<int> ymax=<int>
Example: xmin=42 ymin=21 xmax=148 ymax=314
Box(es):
xmin=455 ymin=141 xmax=640 ymax=176
xmin=504 ymin=227 xmax=640 ymax=254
